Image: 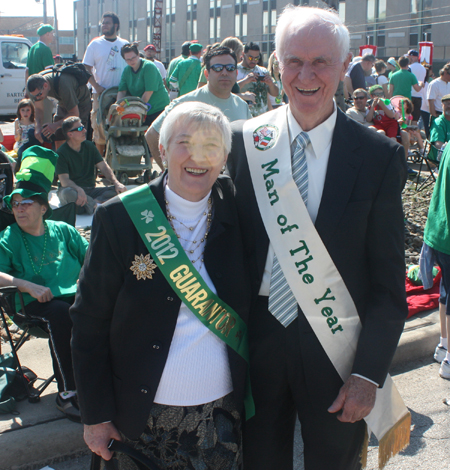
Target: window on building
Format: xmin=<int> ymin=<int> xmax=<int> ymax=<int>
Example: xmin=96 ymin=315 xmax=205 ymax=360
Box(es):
xmin=59 ymin=37 xmax=74 ymax=45
xmin=410 ymin=0 xmax=433 ymax=44
xmin=235 ymin=0 xmax=248 ymax=41
xmin=338 ymin=1 xmax=346 ymax=22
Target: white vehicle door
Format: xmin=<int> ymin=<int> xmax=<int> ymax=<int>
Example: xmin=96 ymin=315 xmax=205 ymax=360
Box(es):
xmin=0 ymin=39 xmax=30 ymax=115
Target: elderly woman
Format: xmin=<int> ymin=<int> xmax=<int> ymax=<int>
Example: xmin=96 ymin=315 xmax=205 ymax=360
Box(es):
xmin=71 ymin=102 xmax=251 ymax=469
xmin=0 ymin=146 xmax=88 ymax=422
xmin=117 ymin=42 xmax=170 ymax=127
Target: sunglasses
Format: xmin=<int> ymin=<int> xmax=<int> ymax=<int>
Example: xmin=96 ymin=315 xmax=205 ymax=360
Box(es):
xmin=32 ymin=89 xmax=45 ymax=100
xmin=246 ymin=55 xmax=260 ymax=62
xmin=69 ymin=125 xmax=85 ymax=132
xmin=12 ymin=199 xmax=35 ymax=209
xmin=209 ymin=64 xmax=237 ymax=73
xmin=372 ymin=93 xmax=384 ymax=97
xmin=354 ymin=96 xmax=366 ymax=100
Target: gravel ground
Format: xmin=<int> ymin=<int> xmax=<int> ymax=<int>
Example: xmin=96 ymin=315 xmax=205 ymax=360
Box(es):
xmin=403 ymin=179 xmax=434 ymax=266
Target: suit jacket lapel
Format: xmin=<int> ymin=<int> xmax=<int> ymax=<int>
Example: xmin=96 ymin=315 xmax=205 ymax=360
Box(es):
xmin=315 ymin=110 xmax=363 ymax=240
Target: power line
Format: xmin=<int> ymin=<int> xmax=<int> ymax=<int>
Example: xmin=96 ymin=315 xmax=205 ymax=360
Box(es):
xmin=350 ymin=18 xmax=450 ymax=36
xmin=346 ymin=4 xmax=450 ymax=29
xmin=347 ymin=11 xmax=450 ymax=32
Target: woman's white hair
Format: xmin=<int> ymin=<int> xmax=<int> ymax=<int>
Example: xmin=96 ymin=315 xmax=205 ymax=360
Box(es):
xmin=159 ymin=101 xmax=232 ymax=155
xmin=275 ymin=5 xmax=350 ymax=63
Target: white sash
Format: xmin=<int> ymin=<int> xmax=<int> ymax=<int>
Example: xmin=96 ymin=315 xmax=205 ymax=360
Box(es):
xmin=243 ymin=107 xmax=410 ymax=466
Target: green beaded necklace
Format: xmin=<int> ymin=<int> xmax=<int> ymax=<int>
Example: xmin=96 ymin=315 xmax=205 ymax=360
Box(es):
xmin=21 ymin=222 xmax=48 ymax=286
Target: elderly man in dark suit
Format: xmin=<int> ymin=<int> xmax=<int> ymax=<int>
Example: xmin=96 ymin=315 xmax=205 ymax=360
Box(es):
xmin=227 ymin=5 xmax=408 ymax=470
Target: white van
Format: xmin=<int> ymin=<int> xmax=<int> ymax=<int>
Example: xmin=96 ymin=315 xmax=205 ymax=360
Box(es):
xmin=0 ymin=35 xmax=32 ymax=116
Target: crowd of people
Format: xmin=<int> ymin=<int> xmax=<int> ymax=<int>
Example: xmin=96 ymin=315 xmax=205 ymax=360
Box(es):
xmin=2 ymin=5 xmax=450 ymax=470
xmin=344 ymin=50 xmax=450 ymax=163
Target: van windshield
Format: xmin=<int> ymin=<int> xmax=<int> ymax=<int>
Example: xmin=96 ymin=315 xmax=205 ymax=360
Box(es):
xmin=1 ymin=41 xmax=30 ymax=69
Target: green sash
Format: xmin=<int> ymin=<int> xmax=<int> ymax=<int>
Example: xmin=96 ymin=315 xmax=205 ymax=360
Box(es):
xmin=120 ymin=184 xmax=255 ymax=419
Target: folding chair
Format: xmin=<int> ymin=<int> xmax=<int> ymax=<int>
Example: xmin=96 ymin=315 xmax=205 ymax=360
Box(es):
xmin=415 ymin=140 xmax=442 ymax=191
xmin=0 ymin=202 xmax=77 ymax=403
xmin=0 ymin=287 xmax=54 ymax=402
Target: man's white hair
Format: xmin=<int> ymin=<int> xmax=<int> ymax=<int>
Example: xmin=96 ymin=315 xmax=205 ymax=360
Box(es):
xmin=275 ymin=5 xmax=350 ymax=63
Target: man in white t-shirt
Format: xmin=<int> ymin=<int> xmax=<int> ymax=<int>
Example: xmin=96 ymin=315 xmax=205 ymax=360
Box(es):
xmin=428 ymin=63 xmax=450 ymax=124
xmin=408 ymin=50 xmax=426 ymax=125
xmin=144 ymin=44 xmax=167 ymax=88
xmin=83 ymin=12 xmax=128 ymax=156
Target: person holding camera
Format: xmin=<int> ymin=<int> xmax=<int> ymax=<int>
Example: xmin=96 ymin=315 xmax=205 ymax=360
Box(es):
xmin=237 ymin=42 xmax=279 ymax=117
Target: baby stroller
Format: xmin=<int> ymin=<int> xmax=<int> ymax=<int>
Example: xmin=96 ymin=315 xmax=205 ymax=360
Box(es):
xmin=0 ymin=150 xmax=14 ymax=209
xmin=99 ymin=87 xmax=155 ymax=185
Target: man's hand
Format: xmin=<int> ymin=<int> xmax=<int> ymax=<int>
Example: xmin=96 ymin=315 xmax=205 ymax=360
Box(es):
xmin=114 ymin=182 xmax=127 ymax=194
xmin=327 ymin=375 xmax=377 ymax=423
xmin=42 ymin=122 xmax=59 ymax=138
xmin=244 ymin=72 xmax=258 ymax=84
xmin=84 ymin=422 xmax=122 ymax=461
xmin=76 ymin=187 xmax=88 ymax=207
xmin=262 ymin=73 xmax=273 ymax=86
xmin=25 ymin=282 xmax=54 ymax=303
xmin=240 ymin=91 xmax=256 ymax=103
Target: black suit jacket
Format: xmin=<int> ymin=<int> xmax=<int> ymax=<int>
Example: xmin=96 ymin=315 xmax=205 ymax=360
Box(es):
xmin=70 ymin=174 xmax=251 ymax=439
xmin=228 ymin=108 xmax=408 ymax=387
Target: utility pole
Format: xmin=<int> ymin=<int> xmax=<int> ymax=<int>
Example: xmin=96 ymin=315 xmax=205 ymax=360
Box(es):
xmin=53 ymin=0 xmax=59 ymax=54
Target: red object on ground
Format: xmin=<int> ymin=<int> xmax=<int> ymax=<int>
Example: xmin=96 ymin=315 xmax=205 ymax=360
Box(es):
xmin=406 ymin=268 xmax=441 ymax=318
xmin=2 ymin=134 xmax=15 ymax=151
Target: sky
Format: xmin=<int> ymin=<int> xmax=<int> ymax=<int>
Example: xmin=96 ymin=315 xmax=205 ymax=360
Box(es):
xmin=0 ymin=0 xmax=75 ymax=31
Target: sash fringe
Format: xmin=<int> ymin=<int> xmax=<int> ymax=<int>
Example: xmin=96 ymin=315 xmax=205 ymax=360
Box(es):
xmin=360 ymin=423 xmax=369 ymax=469
xmin=378 ymin=411 xmax=411 ymax=469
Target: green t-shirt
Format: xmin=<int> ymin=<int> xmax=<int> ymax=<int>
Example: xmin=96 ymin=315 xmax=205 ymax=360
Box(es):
xmin=152 ymin=85 xmax=252 ymax=133
xmin=56 ymin=140 xmax=103 ymax=188
xmin=118 ymin=59 xmax=170 ymax=115
xmin=26 ymin=42 xmax=54 ymax=75
xmin=169 ymin=57 xmax=202 ymax=96
xmin=430 ymin=114 xmax=450 ymax=145
xmin=167 ymin=55 xmax=188 ymax=85
xmin=389 ymin=69 xmax=418 ymax=100
xmin=424 ymin=145 xmax=450 ymax=255
xmin=0 ymin=221 xmax=89 ymax=306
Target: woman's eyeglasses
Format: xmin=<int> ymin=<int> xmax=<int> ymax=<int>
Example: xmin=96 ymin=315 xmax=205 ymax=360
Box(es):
xmin=209 ymin=64 xmax=237 ymax=73
xmin=12 ymin=199 xmax=35 ymax=209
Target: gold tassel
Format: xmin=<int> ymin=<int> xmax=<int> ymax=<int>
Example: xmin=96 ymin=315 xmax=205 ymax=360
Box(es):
xmin=360 ymin=423 xmax=369 ymax=469
xmin=378 ymin=412 xmax=411 ymax=469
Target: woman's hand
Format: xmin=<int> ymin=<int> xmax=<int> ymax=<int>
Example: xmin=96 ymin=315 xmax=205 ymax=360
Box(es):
xmin=84 ymin=422 xmax=122 ymax=461
xmin=24 ymin=282 xmax=53 ymax=303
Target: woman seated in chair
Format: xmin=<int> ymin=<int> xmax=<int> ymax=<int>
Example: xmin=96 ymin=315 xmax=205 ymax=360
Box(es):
xmin=0 ymin=146 xmax=88 ymax=422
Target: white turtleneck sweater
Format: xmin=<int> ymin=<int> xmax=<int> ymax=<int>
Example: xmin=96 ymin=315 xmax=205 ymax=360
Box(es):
xmin=153 ymin=183 xmax=233 ymax=406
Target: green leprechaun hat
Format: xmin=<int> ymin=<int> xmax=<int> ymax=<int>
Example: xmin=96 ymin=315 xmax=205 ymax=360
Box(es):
xmin=4 ymin=145 xmax=58 ymax=215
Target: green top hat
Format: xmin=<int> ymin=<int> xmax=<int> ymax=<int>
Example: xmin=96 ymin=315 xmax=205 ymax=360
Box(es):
xmin=4 ymin=146 xmax=58 ymax=214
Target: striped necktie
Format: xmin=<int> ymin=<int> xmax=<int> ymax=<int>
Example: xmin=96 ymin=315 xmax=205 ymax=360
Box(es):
xmin=268 ymin=131 xmax=310 ymax=327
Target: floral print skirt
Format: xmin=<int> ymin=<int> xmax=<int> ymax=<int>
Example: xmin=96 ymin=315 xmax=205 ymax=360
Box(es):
xmin=114 ymin=393 xmax=242 ymax=470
